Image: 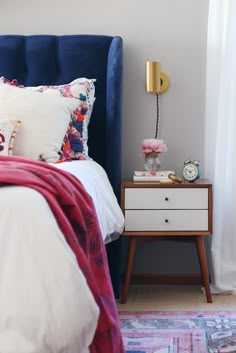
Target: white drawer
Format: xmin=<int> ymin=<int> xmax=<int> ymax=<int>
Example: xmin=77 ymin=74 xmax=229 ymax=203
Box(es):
xmin=125 ymin=188 xmax=208 ymax=210
xmin=125 ymin=210 xmax=209 ymax=231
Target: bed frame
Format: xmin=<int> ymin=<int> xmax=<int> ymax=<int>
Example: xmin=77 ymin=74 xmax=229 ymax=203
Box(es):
xmin=0 ymin=34 xmax=123 ymax=297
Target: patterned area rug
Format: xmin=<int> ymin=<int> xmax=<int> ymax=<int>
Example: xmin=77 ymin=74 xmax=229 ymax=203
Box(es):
xmin=119 ymin=311 xmax=236 ymax=353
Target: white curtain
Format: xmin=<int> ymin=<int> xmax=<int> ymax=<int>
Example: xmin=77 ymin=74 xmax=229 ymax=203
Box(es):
xmin=204 ymin=0 xmax=236 ymax=293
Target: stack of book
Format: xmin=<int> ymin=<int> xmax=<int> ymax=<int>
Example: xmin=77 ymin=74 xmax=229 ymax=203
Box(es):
xmin=133 ymin=170 xmax=175 ymax=182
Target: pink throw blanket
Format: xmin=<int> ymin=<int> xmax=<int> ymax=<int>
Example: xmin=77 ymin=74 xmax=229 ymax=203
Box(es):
xmin=0 ymin=155 xmax=124 ymax=353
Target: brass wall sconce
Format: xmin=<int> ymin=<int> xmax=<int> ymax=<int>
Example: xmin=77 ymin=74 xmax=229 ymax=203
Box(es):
xmin=146 ymin=61 xmax=169 ymax=138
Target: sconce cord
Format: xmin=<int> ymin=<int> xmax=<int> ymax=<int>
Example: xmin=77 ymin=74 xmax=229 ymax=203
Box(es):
xmin=155 ymin=93 xmax=159 ymax=139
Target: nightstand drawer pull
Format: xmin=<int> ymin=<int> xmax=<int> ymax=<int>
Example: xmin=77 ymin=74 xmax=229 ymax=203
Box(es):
xmin=165 ymin=219 xmax=169 ymax=223
xmin=165 ymin=197 xmax=169 ymax=201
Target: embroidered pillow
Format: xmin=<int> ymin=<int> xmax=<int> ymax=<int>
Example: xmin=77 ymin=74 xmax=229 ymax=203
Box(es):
xmin=0 ymin=83 xmax=79 ymax=162
xmin=0 ymin=119 xmax=21 ymax=156
xmin=27 ymin=78 xmax=96 ymax=161
xmin=0 ymin=76 xmax=19 ymax=86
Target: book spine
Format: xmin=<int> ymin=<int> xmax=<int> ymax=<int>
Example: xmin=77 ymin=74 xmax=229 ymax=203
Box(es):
xmin=134 ymin=170 xmax=174 ymax=177
xmin=133 ymin=176 xmax=170 ymax=181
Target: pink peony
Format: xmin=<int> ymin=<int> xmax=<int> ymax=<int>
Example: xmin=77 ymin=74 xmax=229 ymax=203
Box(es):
xmin=141 ymin=138 xmax=167 ymax=155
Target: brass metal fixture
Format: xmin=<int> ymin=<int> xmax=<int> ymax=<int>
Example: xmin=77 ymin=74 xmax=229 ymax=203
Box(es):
xmin=146 ymin=61 xmax=161 ymax=93
xmin=146 ymin=61 xmax=169 ymax=93
xmin=145 ymin=61 xmax=169 ymax=139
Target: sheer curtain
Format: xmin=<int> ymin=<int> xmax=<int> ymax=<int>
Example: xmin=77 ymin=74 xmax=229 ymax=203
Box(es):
xmin=204 ymin=0 xmax=236 ymax=293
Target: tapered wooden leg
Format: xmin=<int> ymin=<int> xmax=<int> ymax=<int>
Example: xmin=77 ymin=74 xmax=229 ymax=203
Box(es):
xmin=121 ymin=237 xmax=137 ymax=304
xmin=196 ymin=236 xmax=212 ymax=303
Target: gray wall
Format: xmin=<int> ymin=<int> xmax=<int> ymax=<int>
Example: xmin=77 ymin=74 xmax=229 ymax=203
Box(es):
xmin=0 ymin=0 xmax=210 ymax=274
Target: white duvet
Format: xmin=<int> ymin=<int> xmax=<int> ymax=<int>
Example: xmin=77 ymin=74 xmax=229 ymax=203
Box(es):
xmin=0 ymin=160 xmax=124 ymax=353
xmin=53 ymin=160 xmax=124 ymax=243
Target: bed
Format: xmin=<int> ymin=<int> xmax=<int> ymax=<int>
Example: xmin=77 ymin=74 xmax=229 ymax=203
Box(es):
xmin=0 ymin=35 xmax=124 ymax=353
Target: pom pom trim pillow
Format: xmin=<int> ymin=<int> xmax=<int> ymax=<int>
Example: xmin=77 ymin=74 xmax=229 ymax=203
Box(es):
xmin=0 ymin=83 xmax=78 ymax=163
xmin=0 ymin=76 xmax=18 ymax=86
xmin=0 ymin=119 xmax=21 ymax=156
xmin=27 ymin=78 xmax=96 ymax=162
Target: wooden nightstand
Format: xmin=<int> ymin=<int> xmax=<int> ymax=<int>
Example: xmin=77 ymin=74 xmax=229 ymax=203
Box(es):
xmin=120 ymin=179 xmax=212 ymax=304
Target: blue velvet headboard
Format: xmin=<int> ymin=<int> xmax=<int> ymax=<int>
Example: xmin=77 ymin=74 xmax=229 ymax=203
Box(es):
xmin=0 ymin=34 xmax=123 ymax=297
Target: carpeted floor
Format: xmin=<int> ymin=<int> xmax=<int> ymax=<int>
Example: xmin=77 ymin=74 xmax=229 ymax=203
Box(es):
xmin=119 ymin=311 xmax=236 ymax=353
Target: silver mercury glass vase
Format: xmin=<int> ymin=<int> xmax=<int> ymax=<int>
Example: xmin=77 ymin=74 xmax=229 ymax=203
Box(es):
xmin=144 ymin=152 xmax=161 ymax=172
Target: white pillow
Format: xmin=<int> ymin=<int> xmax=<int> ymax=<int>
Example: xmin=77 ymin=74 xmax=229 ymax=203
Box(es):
xmin=0 ymin=83 xmax=78 ymax=162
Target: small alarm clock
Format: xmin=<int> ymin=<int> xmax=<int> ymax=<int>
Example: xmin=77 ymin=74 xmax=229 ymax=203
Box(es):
xmin=182 ymin=160 xmax=200 ymax=182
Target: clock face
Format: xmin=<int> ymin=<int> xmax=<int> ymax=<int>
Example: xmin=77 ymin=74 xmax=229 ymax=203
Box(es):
xmin=183 ymin=163 xmax=199 ymax=181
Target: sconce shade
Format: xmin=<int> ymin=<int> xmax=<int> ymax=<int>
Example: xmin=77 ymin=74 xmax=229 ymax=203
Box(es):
xmin=146 ymin=61 xmax=161 ymax=93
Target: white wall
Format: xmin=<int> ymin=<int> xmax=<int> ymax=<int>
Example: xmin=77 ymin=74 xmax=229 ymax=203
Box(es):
xmin=0 ymin=0 xmax=210 ymax=274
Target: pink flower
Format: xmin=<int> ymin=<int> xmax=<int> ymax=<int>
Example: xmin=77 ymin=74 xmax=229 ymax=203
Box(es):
xmin=141 ymin=138 xmax=167 ymax=155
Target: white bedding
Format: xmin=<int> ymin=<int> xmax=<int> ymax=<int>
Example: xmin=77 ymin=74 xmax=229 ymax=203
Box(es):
xmin=0 ymin=186 xmax=99 ymax=353
xmin=53 ymin=160 xmax=125 ymax=244
xmin=0 ymin=160 xmax=124 ymax=353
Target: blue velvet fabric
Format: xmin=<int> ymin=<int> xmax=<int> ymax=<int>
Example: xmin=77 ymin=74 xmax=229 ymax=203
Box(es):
xmin=0 ymin=34 xmax=123 ymax=297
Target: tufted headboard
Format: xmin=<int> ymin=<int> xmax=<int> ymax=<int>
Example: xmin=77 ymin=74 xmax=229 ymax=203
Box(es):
xmin=0 ymin=34 xmax=123 ymax=297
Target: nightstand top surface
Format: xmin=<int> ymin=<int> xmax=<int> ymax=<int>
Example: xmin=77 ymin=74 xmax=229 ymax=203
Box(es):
xmin=121 ymin=179 xmax=212 ymax=188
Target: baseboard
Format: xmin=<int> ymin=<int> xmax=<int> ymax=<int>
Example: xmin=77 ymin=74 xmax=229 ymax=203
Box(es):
xmin=129 ymin=273 xmax=203 ymax=285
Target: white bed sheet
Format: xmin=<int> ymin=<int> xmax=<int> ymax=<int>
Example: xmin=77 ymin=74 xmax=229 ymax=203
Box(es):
xmin=53 ymin=160 xmax=125 ymax=244
xmin=0 ymin=186 xmax=99 ymax=353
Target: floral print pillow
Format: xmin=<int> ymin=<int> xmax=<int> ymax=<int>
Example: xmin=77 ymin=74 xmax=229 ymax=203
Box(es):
xmin=27 ymin=78 xmax=96 ymax=162
xmin=0 ymin=119 xmax=21 ymax=156
xmin=0 ymin=76 xmax=19 ymax=86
